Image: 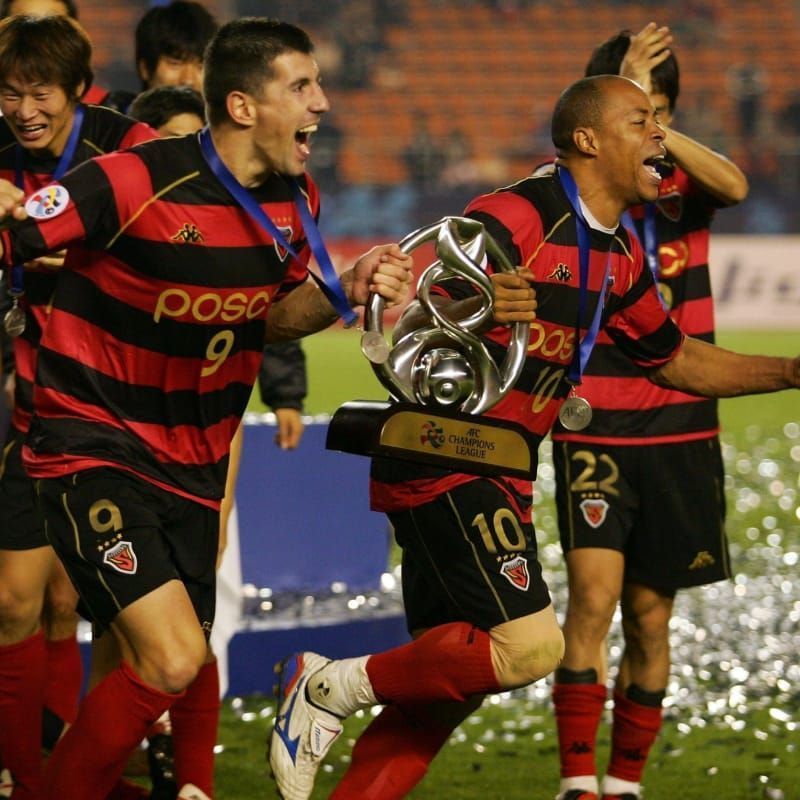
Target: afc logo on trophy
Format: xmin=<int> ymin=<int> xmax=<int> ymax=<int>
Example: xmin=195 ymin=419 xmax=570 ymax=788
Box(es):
xmin=420 ymin=421 xmax=446 ymax=448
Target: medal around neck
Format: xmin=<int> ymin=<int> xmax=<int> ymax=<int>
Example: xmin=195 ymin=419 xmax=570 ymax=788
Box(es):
xmin=558 ymin=395 xmax=592 ymax=431
xmin=327 ymin=216 xmax=537 ymax=479
xmin=3 ymin=300 xmax=25 ymax=337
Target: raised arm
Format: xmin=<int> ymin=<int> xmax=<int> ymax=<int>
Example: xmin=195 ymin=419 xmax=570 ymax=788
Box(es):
xmin=662 ymin=127 xmax=749 ymax=206
xmin=620 ymin=22 xmax=748 ymax=206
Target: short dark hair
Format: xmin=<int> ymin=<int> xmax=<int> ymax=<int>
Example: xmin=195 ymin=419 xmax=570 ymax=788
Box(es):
xmin=0 ymin=0 xmax=78 ymax=19
xmin=203 ymin=17 xmax=314 ymax=127
xmin=585 ymin=30 xmax=680 ymax=111
xmin=551 ymin=76 xmax=606 ymax=154
xmin=129 ymin=84 xmax=205 ymax=130
xmin=135 ymin=0 xmax=218 ymax=90
xmin=0 ymin=14 xmax=93 ymax=100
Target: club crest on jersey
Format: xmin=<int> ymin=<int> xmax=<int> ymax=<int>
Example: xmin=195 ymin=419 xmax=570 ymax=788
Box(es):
xmin=25 ymin=184 xmax=69 ymax=220
xmin=103 ymin=541 xmax=138 ymax=574
xmin=274 ymin=225 xmax=293 ymax=261
xmin=500 ymin=555 xmax=530 ymax=591
xmin=656 ymin=191 xmax=682 ymax=222
xmin=579 ymin=498 xmax=609 ymax=529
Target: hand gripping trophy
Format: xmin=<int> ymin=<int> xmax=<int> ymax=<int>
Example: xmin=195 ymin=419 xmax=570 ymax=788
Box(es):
xmin=326 ymin=217 xmax=537 ymax=478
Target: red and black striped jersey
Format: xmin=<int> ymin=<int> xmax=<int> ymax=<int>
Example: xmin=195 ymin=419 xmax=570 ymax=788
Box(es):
xmin=552 ymin=163 xmax=719 ymax=445
xmin=370 ymin=171 xmax=683 ymax=513
xmin=0 ymin=133 xmax=316 ymax=507
xmin=0 ymin=103 xmax=156 ymax=435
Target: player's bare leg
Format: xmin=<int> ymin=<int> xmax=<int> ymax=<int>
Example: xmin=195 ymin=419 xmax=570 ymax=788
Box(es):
xmin=271 ymin=606 xmax=563 ymax=800
xmin=41 ymin=558 xmax=82 ymax=749
xmin=554 ymin=548 xmax=624 ymax=800
xmin=170 ymin=645 xmax=220 ymax=799
xmin=330 ymin=609 xmax=563 ymax=799
xmin=599 ymin=582 xmax=673 ymax=799
xmin=90 ymin=628 xmax=174 ymax=800
xmin=42 ymin=580 xmax=207 ymax=800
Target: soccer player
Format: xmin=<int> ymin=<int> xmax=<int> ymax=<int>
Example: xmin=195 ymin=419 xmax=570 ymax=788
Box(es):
xmin=129 ymin=85 xmax=309 ymax=453
xmin=131 ymin=2 xmax=310 ymax=453
xmin=0 ymin=17 xmax=413 ymax=800
xmin=129 ymin=84 xmax=206 ymax=138
xmin=104 ymin=0 xmax=219 ymax=115
xmin=549 ymin=24 xmax=749 ymax=800
xmin=128 ymin=78 xmax=308 ymax=800
xmin=0 ymin=0 xmax=114 ymax=106
xmin=266 ymin=74 xmax=800 ymax=800
xmin=0 ymin=14 xmax=154 ymax=798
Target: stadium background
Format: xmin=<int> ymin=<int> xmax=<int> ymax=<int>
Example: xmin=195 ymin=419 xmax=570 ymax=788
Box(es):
xmin=75 ymin=0 xmax=800 ymax=237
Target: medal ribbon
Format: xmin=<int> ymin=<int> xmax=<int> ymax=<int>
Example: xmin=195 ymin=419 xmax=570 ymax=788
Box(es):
xmin=198 ymin=127 xmax=357 ymax=327
xmin=557 ymin=166 xmax=613 ymax=385
xmin=622 ymin=203 xmax=667 ymax=309
xmin=8 ymin=104 xmax=85 ymax=301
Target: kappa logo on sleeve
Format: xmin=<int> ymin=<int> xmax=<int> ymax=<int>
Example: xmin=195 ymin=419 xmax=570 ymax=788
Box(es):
xmin=579 ymin=497 xmax=609 ymax=529
xmin=103 ymin=540 xmax=138 ymax=574
xmin=25 ymin=184 xmax=70 ymax=220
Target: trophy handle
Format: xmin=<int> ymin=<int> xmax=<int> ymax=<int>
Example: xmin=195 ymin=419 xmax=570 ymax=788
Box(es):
xmin=364 ymin=216 xmax=528 ymax=414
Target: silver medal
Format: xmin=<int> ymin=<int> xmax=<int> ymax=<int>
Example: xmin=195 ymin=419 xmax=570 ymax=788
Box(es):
xmin=3 ymin=302 xmax=25 ymax=337
xmin=558 ymin=395 xmax=592 ymax=431
xmin=360 ymin=330 xmax=390 ymax=365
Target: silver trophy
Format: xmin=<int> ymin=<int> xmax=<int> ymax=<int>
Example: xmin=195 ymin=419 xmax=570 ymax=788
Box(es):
xmin=362 ymin=216 xmax=528 ymax=412
xmin=327 ymin=217 xmax=536 ymax=478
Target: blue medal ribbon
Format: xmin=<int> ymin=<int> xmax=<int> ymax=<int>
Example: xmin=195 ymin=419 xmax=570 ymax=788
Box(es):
xmin=557 ymin=166 xmax=613 ymax=385
xmin=622 ymin=203 xmax=667 ymax=309
xmin=8 ymin=104 xmax=85 ymax=301
xmin=198 ymin=127 xmax=357 ymax=327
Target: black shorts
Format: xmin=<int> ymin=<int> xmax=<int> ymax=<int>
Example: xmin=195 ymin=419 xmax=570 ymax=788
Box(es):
xmin=36 ymin=467 xmax=219 ymax=633
xmin=0 ymin=427 xmax=47 ymax=550
xmin=389 ymin=479 xmax=552 ymax=633
xmin=553 ymin=438 xmax=730 ymax=591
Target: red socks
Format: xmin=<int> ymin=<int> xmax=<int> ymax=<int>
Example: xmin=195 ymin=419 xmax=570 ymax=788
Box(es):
xmin=170 ymin=660 xmax=220 ymax=797
xmin=552 ymin=682 xmax=607 ymax=778
xmin=366 ymin=622 xmax=501 ymax=704
xmin=330 ymin=704 xmax=455 ymax=799
xmin=43 ymin=661 xmax=181 ymax=800
xmin=45 ymin=634 xmax=83 ymax=725
xmin=606 ymin=691 xmax=663 ymax=782
xmin=0 ymin=630 xmax=46 ymax=800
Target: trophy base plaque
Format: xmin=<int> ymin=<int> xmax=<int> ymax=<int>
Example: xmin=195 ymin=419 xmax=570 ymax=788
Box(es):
xmin=326 ymin=400 xmax=536 ymax=479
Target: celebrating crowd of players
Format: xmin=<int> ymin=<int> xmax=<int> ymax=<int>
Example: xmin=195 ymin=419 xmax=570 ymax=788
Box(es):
xmin=0 ymin=2 xmax=797 ymax=800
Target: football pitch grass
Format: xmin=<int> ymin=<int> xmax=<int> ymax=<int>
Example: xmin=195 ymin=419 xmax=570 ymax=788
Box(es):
xmin=214 ymin=330 xmax=799 ymax=799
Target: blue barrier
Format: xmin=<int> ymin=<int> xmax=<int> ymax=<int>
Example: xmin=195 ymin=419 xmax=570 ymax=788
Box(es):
xmin=237 ymin=417 xmax=393 ymax=593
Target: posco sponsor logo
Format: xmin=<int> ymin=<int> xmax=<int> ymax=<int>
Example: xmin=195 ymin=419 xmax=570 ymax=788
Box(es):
xmin=153 ymin=288 xmax=270 ymax=323
xmin=527 ymin=322 xmax=575 ymax=363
